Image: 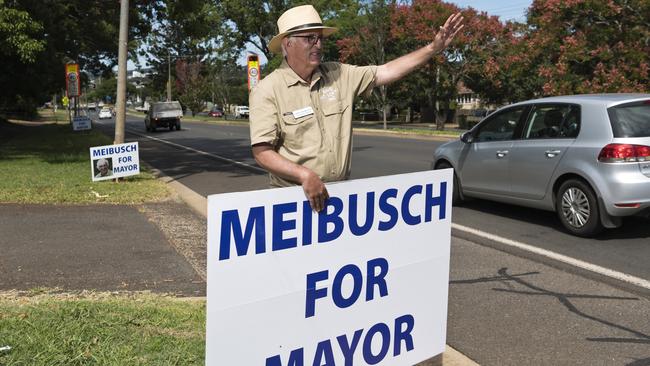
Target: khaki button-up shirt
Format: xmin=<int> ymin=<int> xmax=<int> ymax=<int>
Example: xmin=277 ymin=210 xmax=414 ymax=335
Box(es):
xmin=250 ymin=60 xmax=377 ymax=187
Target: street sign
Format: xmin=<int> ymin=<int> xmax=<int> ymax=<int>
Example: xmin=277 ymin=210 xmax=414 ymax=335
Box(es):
xmin=62 ymin=96 xmax=69 ymax=107
xmin=247 ymin=54 xmax=260 ymax=91
xmin=72 ymin=116 xmax=92 ymax=131
xmin=66 ymin=63 xmax=80 ymax=97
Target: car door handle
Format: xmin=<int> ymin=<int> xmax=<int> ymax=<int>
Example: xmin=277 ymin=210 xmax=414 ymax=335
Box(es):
xmin=496 ymin=150 xmax=509 ymax=158
xmin=545 ymin=150 xmax=561 ymax=158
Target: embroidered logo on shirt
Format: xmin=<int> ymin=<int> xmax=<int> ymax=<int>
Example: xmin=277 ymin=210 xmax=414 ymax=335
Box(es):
xmin=320 ymin=86 xmax=338 ymax=102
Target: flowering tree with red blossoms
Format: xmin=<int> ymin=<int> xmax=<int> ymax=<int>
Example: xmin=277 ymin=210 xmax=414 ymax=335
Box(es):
xmin=338 ymin=0 xmax=508 ymax=129
xmin=175 ymin=60 xmax=208 ymax=116
xmin=526 ymin=0 xmax=649 ymax=95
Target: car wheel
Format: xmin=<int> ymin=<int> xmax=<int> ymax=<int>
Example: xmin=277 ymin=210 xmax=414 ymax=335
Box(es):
xmin=556 ymin=179 xmax=603 ymax=237
xmin=169 ymin=124 xmax=174 ymax=131
xmin=435 ymin=161 xmax=461 ymax=205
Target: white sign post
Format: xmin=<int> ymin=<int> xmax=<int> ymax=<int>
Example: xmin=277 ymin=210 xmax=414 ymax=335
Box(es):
xmin=89 ymin=142 xmax=140 ymax=182
xmin=206 ymin=170 xmax=453 ymax=365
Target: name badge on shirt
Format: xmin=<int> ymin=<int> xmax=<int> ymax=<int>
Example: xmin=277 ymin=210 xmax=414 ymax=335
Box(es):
xmin=291 ymin=106 xmax=314 ymax=119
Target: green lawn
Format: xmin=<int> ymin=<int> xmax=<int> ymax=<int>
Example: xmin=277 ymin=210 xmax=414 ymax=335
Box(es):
xmin=0 ymin=115 xmax=170 ymax=204
xmin=0 ymin=293 xmax=205 ymax=365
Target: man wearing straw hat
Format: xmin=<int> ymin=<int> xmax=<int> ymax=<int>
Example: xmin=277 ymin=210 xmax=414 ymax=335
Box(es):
xmin=250 ymin=5 xmax=464 ymax=212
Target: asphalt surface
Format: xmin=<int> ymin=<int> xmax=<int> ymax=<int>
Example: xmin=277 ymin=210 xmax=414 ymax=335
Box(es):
xmin=2 ymin=115 xmax=649 ymax=365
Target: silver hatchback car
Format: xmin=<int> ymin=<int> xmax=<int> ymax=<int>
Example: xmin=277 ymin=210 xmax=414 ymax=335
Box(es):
xmin=433 ymin=94 xmax=650 ymax=237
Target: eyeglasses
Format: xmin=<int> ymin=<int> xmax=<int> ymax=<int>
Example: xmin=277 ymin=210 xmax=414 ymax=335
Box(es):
xmin=290 ymin=35 xmax=324 ymax=46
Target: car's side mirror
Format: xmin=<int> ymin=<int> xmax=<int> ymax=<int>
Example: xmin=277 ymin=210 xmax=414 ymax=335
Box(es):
xmin=460 ymin=131 xmax=474 ymax=144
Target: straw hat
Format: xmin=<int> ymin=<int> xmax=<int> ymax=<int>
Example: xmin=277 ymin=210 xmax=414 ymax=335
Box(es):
xmin=268 ymin=5 xmax=337 ymax=54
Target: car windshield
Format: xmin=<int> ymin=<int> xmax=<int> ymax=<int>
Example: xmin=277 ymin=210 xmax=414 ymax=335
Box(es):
xmin=154 ymin=102 xmax=181 ymax=112
xmin=608 ymin=101 xmax=650 ymax=137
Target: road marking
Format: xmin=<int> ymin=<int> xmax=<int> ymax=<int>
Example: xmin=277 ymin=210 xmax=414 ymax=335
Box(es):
xmin=105 ymin=119 xmax=650 ymax=292
xmin=125 ymin=127 xmax=266 ymax=173
xmin=452 ymin=223 xmax=650 ymax=291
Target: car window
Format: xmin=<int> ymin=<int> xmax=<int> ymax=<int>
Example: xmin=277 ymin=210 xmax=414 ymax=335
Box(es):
xmin=154 ymin=102 xmax=182 ymax=112
xmin=608 ymin=101 xmax=650 ymax=137
xmin=523 ymin=104 xmax=580 ymax=139
xmin=474 ymin=106 xmax=525 ymax=142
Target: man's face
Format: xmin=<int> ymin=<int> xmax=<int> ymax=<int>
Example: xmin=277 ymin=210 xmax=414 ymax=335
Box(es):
xmin=286 ymin=30 xmax=324 ymax=70
xmin=98 ymin=161 xmax=109 ymax=175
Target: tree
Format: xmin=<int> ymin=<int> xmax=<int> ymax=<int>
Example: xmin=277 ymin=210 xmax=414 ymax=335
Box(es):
xmin=526 ymin=0 xmax=649 ymax=95
xmin=86 ymin=76 xmax=136 ymax=105
xmin=464 ymin=0 xmax=649 ymax=104
xmin=338 ymin=0 xmax=396 ymax=129
xmin=217 ymin=0 xmax=359 ymax=63
xmin=0 ymin=0 xmax=156 ymax=115
xmin=175 ymin=60 xmax=208 ymax=115
xmin=142 ymin=0 xmax=219 ymax=100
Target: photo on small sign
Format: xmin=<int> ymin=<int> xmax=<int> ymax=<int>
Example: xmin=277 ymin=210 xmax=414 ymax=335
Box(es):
xmin=93 ymin=157 xmax=113 ymax=178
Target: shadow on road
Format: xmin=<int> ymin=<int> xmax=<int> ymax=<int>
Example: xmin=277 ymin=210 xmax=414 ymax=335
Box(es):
xmin=451 ymin=267 xmax=649 ymax=346
xmin=455 ymin=199 xmax=650 ymax=240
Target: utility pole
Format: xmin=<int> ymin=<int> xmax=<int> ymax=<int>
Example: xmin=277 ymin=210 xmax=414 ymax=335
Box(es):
xmin=167 ymin=52 xmax=172 ymax=101
xmin=114 ymin=0 xmax=129 ymax=144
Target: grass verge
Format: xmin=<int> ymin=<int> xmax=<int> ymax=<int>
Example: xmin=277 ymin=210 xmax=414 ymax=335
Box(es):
xmin=0 ymin=113 xmax=170 ymax=204
xmin=0 ymin=291 xmax=205 ymax=365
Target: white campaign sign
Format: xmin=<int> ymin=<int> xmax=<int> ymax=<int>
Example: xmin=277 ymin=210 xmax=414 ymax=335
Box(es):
xmin=89 ymin=142 xmax=140 ymax=182
xmin=72 ymin=116 xmax=92 ymax=131
xmin=206 ymin=170 xmax=453 ymax=365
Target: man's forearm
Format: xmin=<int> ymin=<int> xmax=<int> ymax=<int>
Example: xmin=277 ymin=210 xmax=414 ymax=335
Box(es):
xmin=252 ymin=144 xmax=311 ymax=184
xmin=375 ymin=45 xmax=438 ymax=86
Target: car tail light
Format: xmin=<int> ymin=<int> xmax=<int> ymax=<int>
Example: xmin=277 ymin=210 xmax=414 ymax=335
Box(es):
xmin=598 ymin=144 xmax=650 ymax=163
xmin=615 ymin=203 xmax=641 ymax=208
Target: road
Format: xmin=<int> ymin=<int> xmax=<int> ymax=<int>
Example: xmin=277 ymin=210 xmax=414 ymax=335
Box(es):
xmin=102 ymin=114 xmax=650 ymax=283
xmin=94 ymin=114 xmax=650 ymax=365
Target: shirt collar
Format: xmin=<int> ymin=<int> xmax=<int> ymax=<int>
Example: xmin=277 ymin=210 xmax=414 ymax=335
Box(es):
xmin=279 ymin=59 xmax=323 ymax=88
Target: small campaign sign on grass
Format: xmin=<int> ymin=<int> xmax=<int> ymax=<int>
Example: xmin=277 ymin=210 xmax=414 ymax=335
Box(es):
xmin=72 ymin=116 xmax=92 ymax=131
xmin=205 ymin=170 xmax=453 ymax=365
xmin=89 ymin=142 xmax=140 ymax=182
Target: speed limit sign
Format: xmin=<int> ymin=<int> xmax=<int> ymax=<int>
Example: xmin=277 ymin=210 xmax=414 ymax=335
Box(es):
xmin=66 ymin=63 xmax=80 ymax=97
xmin=247 ymin=54 xmax=260 ymax=91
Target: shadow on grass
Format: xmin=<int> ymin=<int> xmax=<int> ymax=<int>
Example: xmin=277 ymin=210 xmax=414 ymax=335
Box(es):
xmin=0 ymin=120 xmax=112 ymax=164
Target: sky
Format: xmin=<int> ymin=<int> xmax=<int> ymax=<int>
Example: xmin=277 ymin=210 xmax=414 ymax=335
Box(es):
xmin=128 ymin=0 xmax=533 ymax=70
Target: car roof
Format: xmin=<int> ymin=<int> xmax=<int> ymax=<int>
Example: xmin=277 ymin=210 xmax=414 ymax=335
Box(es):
xmin=509 ymin=93 xmax=650 ymax=109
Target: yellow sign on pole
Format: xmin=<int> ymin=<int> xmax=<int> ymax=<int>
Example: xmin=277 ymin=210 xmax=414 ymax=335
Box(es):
xmin=65 ymin=63 xmax=80 ymax=97
xmin=62 ymin=96 xmax=69 ymax=107
xmin=247 ymin=54 xmax=260 ymax=91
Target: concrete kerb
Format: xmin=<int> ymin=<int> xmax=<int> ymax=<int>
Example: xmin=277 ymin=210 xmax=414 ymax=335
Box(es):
xmin=148 ymin=166 xmax=479 ymax=365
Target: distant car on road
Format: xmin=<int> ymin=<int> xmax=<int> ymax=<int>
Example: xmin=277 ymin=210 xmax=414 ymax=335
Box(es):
xmin=145 ymin=101 xmax=183 ymax=132
xmin=208 ymin=106 xmax=224 ymax=118
xmin=87 ymin=102 xmax=97 ymax=111
xmin=433 ymin=94 xmax=650 ymax=237
xmin=234 ymin=105 xmax=249 ymax=119
xmin=98 ymin=107 xmax=112 ymax=119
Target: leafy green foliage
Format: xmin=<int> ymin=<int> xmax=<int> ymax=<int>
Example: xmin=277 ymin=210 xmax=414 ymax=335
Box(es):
xmin=0 ymin=0 xmax=44 ymax=63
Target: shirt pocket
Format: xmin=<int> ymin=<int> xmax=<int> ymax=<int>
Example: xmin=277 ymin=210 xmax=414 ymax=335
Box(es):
xmin=280 ymin=113 xmax=320 ymax=150
xmin=322 ymin=101 xmax=350 ymax=139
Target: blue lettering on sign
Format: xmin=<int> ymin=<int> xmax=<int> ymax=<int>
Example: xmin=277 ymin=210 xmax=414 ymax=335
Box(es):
xmin=112 ymin=164 xmax=138 ymax=173
xmin=305 ymin=258 xmax=388 ymax=318
xmin=91 ymin=144 xmax=137 ymax=158
xmin=264 ymin=314 xmax=415 ymax=366
xmin=217 ymin=183 xmax=447 ymax=261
